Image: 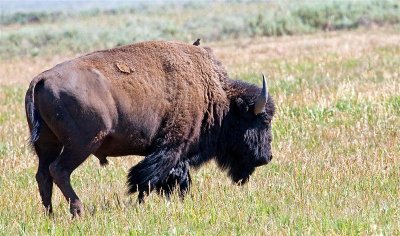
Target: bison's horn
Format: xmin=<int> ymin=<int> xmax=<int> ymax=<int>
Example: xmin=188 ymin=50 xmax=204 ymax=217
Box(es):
xmin=254 ymin=74 xmax=268 ymax=115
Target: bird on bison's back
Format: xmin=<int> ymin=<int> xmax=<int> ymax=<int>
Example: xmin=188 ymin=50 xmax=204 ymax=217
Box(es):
xmin=25 ymin=40 xmax=275 ymax=217
xmin=193 ymin=38 xmax=201 ymax=46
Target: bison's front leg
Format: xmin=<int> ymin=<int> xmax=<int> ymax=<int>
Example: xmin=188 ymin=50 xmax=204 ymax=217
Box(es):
xmin=156 ymin=160 xmax=192 ymax=199
xmin=127 ymin=148 xmax=183 ymax=203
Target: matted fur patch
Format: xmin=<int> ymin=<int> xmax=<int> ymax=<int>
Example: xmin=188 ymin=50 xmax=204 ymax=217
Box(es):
xmin=116 ymin=62 xmax=132 ymax=74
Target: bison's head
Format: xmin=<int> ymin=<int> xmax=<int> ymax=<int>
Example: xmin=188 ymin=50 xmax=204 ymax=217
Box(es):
xmin=218 ymin=75 xmax=275 ymax=184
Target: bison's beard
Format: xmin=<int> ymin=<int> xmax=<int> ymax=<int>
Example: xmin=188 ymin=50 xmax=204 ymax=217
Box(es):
xmin=228 ymin=164 xmax=255 ymax=185
xmin=215 ymin=152 xmax=256 ymax=185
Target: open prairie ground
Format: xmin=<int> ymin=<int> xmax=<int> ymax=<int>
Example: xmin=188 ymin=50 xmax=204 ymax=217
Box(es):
xmin=0 ymin=28 xmax=399 ymax=234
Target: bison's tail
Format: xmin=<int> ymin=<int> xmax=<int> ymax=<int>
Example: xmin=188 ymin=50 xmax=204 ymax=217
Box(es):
xmin=127 ymin=148 xmax=180 ymax=194
xmin=25 ymin=77 xmax=43 ymax=146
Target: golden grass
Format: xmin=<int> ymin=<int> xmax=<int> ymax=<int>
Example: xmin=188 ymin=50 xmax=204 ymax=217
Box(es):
xmin=0 ymin=29 xmax=399 ymax=234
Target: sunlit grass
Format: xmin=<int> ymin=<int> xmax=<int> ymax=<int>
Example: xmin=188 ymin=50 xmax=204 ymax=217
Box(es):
xmin=0 ymin=30 xmax=399 ymax=234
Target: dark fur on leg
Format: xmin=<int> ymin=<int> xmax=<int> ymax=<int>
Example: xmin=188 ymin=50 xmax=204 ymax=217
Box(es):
xmin=127 ymin=148 xmax=181 ymax=202
xmin=156 ymin=161 xmax=191 ymax=199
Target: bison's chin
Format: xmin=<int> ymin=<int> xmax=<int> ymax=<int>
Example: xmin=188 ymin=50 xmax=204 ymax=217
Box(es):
xmin=229 ymin=166 xmax=255 ymax=185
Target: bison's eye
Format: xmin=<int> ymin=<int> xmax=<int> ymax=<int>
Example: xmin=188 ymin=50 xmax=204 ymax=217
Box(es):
xmin=259 ymin=113 xmax=267 ymax=119
xmin=257 ymin=113 xmax=270 ymax=125
xmin=257 ymin=112 xmax=267 ymax=120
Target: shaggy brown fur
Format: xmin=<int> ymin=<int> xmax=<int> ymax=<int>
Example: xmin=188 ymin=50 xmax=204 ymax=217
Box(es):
xmin=25 ymin=41 xmax=275 ymax=217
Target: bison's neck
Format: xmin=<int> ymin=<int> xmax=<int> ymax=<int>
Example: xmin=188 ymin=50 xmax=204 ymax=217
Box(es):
xmin=192 ymin=79 xmax=260 ymax=166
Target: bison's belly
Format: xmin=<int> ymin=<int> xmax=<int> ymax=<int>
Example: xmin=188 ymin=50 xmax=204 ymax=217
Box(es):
xmin=94 ymin=130 xmax=153 ymax=157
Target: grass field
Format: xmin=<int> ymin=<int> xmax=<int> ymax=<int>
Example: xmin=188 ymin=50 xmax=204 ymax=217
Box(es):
xmin=0 ymin=1 xmax=400 ymax=235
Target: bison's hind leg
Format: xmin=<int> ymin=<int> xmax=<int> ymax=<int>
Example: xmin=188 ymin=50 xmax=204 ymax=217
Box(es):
xmin=49 ymin=146 xmax=92 ymax=217
xmin=33 ymin=124 xmax=63 ymax=214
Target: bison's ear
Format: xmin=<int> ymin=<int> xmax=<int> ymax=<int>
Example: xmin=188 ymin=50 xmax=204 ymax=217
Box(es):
xmin=234 ymin=98 xmax=249 ymax=113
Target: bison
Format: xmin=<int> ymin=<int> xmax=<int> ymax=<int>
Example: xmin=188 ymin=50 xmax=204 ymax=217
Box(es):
xmin=25 ymin=41 xmax=275 ymax=217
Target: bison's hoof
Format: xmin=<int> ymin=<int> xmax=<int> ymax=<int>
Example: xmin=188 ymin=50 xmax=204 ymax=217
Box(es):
xmin=70 ymin=200 xmax=84 ymax=218
xmin=44 ymin=206 xmax=53 ymax=216
xmin=100 ymin=158 xmax=109 ymax=166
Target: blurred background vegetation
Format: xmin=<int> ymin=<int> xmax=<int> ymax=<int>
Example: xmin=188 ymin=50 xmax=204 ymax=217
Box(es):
xmin=1 ymin=0 xmax=399 ymax=60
